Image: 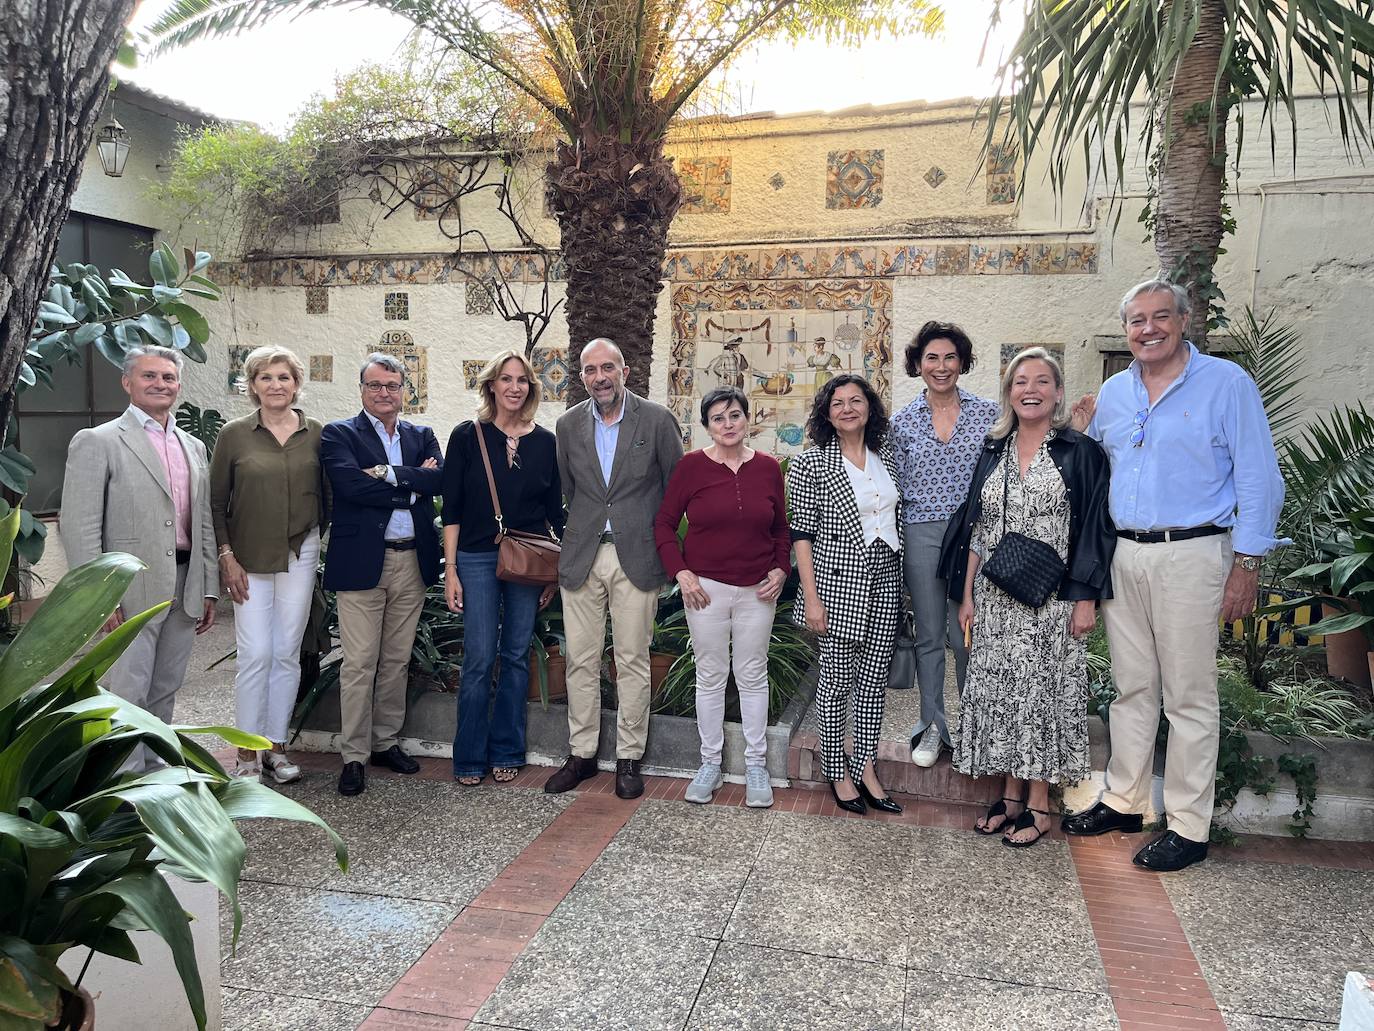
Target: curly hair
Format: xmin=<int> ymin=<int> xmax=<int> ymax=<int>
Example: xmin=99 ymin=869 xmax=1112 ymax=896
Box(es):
xmin=904 ymin=320 xmax=975 ymax=377
xmin=805 ymin=373 xmax=888 ymax=450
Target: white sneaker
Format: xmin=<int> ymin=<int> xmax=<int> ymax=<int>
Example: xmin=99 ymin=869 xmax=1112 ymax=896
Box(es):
xmin=684 ymin=762 xmax=723 ymax=804
xmin=230 ymin=758 xmax=261 ymax=781
xmin=744 ymin=765 xmax=774 ymax=808
xmin=911 ymin=725 xmax=943 ymax=768
xmin=261 ymin=750 xmax=302 ymax=785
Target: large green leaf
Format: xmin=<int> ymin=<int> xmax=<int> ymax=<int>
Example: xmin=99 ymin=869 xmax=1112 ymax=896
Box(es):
xmin=0 ymin=816 xmax=66 ymax=851
xmin=171 ymin=725 xmax=270 ymax=750
xmin=216 ymin=778 xmax=348 ymax=872
xmin=0 ymin=503 xmax=21 ymax=590
xmin=162 ymin=303 xmax=210 ymax=344
xmin=0 ymin=553 xmax=143 ymax=710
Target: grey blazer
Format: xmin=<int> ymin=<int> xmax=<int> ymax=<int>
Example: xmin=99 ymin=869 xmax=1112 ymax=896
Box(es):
xmin=556 ymin=391 xmax=684 ymax=592
xmin=60 ymin=408 xmax=219 ymax=620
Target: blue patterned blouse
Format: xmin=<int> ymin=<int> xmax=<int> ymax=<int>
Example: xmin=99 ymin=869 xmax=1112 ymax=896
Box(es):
xmin=890 ymin=387 xmax=999 ymax=524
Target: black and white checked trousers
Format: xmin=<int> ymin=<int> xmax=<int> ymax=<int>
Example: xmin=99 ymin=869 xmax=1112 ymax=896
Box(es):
xmin=815 ymin=539 xmax=901 ymax=783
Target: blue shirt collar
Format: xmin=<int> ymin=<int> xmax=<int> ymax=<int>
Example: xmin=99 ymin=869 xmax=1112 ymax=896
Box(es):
xmin=1128 ymin=340 xmax=1198 ymax=394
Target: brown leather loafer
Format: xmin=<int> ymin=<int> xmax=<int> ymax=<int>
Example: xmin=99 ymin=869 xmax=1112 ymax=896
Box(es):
xmin=544 ymin=755 xmax=598 ymax=794
xmin=615 ymin=758 xmax=644 ymax=799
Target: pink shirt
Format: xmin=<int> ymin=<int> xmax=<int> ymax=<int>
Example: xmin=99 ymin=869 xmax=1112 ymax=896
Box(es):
xmin=132 ymin=406 xmax=192 ymax=550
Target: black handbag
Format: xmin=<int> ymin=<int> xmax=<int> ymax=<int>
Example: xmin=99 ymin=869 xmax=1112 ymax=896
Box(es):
xmin=887 ymin=611 xmax=917 ymax=690
xmin=980 ymin=443 xmax=1064 ymax=609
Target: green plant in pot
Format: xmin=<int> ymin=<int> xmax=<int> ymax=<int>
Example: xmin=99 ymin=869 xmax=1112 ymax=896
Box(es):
xmin=0 ymin=505 xmax=346 ymax=1030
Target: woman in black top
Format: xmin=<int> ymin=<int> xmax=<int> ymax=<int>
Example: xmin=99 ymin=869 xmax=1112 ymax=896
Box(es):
xmin=442 ymin=350 xmax=563 ymax=785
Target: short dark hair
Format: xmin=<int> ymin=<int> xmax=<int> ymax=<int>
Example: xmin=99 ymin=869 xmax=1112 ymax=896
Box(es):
xmin=905 ymin=320 xmax=975 ymax=377
xmin=806 ymin=373 xmax=888 ymax=450
xmin=699 ymin=387 xmax=749 ymax=427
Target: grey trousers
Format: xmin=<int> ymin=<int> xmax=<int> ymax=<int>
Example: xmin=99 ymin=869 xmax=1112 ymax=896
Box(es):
xmin=902 ymin=519 xmax=967 ymax=746
xmin=107 ymin=562 xmax=200 ymax=772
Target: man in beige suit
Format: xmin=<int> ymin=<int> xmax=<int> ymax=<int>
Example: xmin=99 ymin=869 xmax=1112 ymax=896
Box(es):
xmin=61 ymin=346 xmax=219 ymax=770
xmin=545 ymin=338 xmax=683 ymax=799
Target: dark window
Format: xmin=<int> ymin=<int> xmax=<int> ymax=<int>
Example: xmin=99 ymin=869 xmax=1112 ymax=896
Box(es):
xmin=1102 ymin=351 xmax=1132 ymax=381
xmin=18 ymin=212 xmax=155 ymax=513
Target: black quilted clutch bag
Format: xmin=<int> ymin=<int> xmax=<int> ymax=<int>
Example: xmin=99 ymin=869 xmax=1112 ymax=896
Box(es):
xmin=982 ymin=529 xmax=1065 ymax=608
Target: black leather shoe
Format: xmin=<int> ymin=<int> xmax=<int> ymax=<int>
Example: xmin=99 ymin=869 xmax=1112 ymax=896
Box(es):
xmin=370 ymin=745 xmax=420 ymax=774
xmin=828 ymin=780 xmax=867 ymax=814
xmin=615 ymin=759 xmax=644 ymax=799
xmin=338 ymin=761 xmax=366 ymax=796
xmin=544 ymin=755 xmax=598 ymax=794
xmin=1133 ymin=831 xmax=1208 ymax=872
xmin=1061 ymin=802 xmax=1143 ymax=836
xmin=858 ymin=781 xmax=903 ymax=814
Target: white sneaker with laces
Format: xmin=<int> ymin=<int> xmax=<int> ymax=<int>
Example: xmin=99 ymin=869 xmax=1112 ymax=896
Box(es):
xmin=261 ymin=750 xmax=302 ymax=784
xmin=744 ymin=765 xmax=774 ymax=808
xmin=912 ymin=725 xmax=943 ymax=768
xmin=230 ymin=758 xmax=261 ymax=781
xmin=684 ymin=762 xmax=723 ymax=804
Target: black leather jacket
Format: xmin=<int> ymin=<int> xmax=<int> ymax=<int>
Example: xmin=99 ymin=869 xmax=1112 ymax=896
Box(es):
xmin=937 ymin=427 xmax=1116 ymax=604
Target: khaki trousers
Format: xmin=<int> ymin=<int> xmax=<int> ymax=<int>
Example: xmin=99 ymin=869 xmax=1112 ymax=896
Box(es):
xmin=108 ymin=562 xmax=199 ymax=772
xmin=1099 ymin=533 xmax=1232 ymax=842
xmin=336 ymin=549 xmax=426 ymax=764
xmin=562 ymin=541 xmax=658 ymax=760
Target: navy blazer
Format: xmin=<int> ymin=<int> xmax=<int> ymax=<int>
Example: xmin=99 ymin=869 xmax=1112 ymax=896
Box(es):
xmin=321 ymin=411 xmax=444 ymax=591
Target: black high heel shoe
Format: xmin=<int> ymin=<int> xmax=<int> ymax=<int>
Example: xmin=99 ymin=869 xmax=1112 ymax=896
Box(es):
xmin=828 ymin=780 xmax=867 ymax=814
xmin=857 ymin=781 xmax=903 ymax=814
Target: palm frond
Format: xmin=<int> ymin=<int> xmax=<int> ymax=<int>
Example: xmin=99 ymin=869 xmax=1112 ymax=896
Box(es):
xmin=1226 ymin=307 xmax=1306 ymax=445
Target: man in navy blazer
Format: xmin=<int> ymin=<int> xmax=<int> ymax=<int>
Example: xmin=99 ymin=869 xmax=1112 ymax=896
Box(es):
xmin=322 ymin=353 xmax=443 ymax=795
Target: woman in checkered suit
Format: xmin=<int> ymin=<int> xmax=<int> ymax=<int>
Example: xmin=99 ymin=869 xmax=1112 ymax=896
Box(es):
xmin=788 ymin=374 xmax=904 ymax=815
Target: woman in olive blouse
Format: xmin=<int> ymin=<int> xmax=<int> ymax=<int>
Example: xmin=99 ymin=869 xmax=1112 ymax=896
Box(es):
xmin=211 ymin=345 xmax=328 ymax=783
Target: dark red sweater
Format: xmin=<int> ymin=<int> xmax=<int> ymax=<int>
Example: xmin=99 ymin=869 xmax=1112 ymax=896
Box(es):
xmin=654 ymin=450 xmax=791 ymax=587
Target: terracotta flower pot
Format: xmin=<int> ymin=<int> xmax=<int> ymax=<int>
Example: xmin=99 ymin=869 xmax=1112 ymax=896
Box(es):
xmin=56 ymin=987 xmax=95 ymax=1031
xmin=528 ymin=644 xmax=568 ymax=702
xmin=1322 ymin=603 xmax=1373 ymax=689
xmin=606 ymin=652 xmax=678 ymax=699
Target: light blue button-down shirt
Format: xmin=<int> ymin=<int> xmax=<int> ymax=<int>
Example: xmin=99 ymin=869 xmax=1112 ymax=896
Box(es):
xmin=592 ymin=400 xmax=624 ymax=532
xmin=1088 ymin=342 xmax=1285 ymax=556
xmin=366 ymin=412 xmax=415 ymax=541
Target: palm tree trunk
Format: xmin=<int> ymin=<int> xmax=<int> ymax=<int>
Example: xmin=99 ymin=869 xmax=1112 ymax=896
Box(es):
xmin=547 ymin=131 xmax=680 ymax=405
xmin=0 ymin=1 xmax=137 ymax=443
xmin=1151 ymin=0 xmax=1231 ymax=351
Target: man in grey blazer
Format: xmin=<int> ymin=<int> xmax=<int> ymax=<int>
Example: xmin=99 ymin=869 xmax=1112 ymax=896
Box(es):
xmin=61 ymin=345 xmax=219 ymax=771
xmin=545 ymin=338 xmax=683 ymax=798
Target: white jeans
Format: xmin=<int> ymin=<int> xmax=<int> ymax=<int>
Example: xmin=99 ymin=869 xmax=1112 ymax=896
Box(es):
xmin=684 ymin=576 xmax=775 ymax=766
xmin=234 ymin=529 xmax=320 ymax=745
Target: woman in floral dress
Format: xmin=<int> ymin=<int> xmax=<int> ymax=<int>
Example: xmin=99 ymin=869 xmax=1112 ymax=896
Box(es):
xmin=937 ymin=348 xmax=1115 ymax=847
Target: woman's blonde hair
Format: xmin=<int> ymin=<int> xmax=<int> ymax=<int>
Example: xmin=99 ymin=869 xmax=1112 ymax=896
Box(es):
xmin=243 ymin=345 xmax=306 ymax=407
xmin=476 ymin=349 xmax=541 ymax=422
xmin=988 ymin=346 xmax=1070 ymax=440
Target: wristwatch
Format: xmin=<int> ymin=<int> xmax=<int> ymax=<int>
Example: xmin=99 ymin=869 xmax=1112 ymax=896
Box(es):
xmin=370 ymin=464 xmax=388 ymax=479
xmin=1234 ymin=554 xmax=1261 ymax=572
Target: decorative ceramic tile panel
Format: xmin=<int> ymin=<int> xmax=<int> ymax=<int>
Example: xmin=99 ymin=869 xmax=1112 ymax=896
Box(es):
xmin=309 ymin=355 xmax=333 ymax=382
xmin=530 ymin=347 xmax=571 ymax=403
xmin=466 ymin=280 xmax=495 ymax=315
xmin=826 ymin=150 xmax=884 ymax=209
xmin=305 ymin=286 xmax=328 ymax=314
xmin=678 ymin=156 xmax=732 ymax=214
xmin=227 ymin=345 xmax=252 ymax=395
xmin=462 ymin=360 xmax=486 ymax=391
xmin=986 ymin=143 xmax=1018 ymax=205
xmin=969 ymin=244 xmax=1001 ymax=274
xmin=923 ymin=166 xmax=947 ymax=189
xmin=384 ymin=291 xmax=410 ymax=320
xmin=376 ymin=331 xmax=427 ymax=413
xmin=670 ymin=278 xmax=892 ymax=455
xmin=412 ymin=160 xmax=465 ymax=220
xmin=768 ymin=173 xmax=786 ymax=191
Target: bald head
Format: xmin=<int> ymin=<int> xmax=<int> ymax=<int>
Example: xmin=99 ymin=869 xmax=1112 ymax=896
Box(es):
xmin=579 ymin=337 xmax=629 ymax=415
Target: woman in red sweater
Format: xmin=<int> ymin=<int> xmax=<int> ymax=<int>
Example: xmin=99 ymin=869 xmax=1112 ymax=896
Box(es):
xmin=654 ymin=386 xmax=791 ymax=808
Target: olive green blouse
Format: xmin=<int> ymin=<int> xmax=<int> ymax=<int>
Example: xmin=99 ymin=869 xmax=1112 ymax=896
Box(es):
xmin=209 ymin=409 xmax=329 ymax=574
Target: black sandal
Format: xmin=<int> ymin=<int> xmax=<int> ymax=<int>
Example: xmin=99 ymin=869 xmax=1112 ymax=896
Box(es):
xmin=1002 ymin=807 xmax=1052 ymax=849
xmin=975 ymin=796 xmax=1024 ymax=836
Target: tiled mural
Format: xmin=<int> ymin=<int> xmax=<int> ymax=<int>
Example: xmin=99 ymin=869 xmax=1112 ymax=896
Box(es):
xmin=827 ymin=149 xmax=884 ymax=209
xmin=465 ymin=280 xmax=494 ymax=315
xmin=378 ymin=331 xmax=428 ymax=413
xmin=309 ymin=354 xmax=333 ymax=382
xmin=384 ymin=291 xmax=410 ymax=320
xmin=531 ymin=346 xmax=571 ymax=403
xmin=305 ymin=285 xmax=328 ymax=314
xmin=669 ymin=279 xmax=893 ymax=455
xmin=678 ymin=156 xmax=731 ymax=214
xmin=227 ymin=344 xmax=251 ymax=394
xmin=986 ymin=144 xmax=1017 ymax=206
xmin=923 ymin=166 xmax=947 ymax=190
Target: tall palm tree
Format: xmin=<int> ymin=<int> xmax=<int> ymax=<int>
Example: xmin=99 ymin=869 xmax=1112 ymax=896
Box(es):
xmin=147 ymin=0 xmax=942 ymax=400
xmin=982 ymin=0 xmax=1374 ymax=348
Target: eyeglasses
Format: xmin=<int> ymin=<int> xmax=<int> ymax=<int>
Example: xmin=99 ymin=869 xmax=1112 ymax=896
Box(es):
xmin=1130 ymin=407 xmax=1150 ymax=447
xmin=363 ymin=382 xmax=403 ymax=394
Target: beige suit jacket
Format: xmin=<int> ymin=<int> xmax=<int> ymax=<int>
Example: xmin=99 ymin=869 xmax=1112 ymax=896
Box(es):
xmin=60 ymin=407 xmax=219 ymax=619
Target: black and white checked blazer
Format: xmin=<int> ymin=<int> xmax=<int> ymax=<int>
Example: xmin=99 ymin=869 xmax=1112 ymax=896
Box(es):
xmin=787 ymin=438 xmax=903 ymax=643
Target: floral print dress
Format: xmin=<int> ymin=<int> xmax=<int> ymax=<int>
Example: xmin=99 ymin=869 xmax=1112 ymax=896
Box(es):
xmin=953 ymin=433 xmax=1090 ymax=783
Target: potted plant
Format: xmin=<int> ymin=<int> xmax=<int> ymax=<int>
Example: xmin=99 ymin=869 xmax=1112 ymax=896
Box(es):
xmin=528 ymin=597 xmax=567 ymax=705
xmin=0 ymin=502 xmax=346 ymax=1030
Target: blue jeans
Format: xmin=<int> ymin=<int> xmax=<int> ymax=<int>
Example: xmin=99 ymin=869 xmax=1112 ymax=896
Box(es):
xmin=453 ymin=550 xmax=543 ymax=777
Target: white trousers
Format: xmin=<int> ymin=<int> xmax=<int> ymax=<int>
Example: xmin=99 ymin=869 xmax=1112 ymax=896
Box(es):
xmin=233 ymin=529 xmax=320 ymax=745
xmin=684 ymin=576 xmax=775 ymax=766
xmin=1099 ymin=533 xmax=1232 ymax=843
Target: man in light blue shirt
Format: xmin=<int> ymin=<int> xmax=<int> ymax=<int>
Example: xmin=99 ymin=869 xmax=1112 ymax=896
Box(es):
xmin=1063 ymin=280 xmax=1284 ymax=872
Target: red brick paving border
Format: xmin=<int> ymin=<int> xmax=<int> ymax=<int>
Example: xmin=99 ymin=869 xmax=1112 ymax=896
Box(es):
xmin=228 ymin=750 xmax=1372 ymax=1029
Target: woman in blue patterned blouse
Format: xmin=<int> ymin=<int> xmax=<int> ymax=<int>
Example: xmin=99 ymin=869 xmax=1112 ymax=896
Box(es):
xmin=889 ymin=321 xmax=998 ymax=768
